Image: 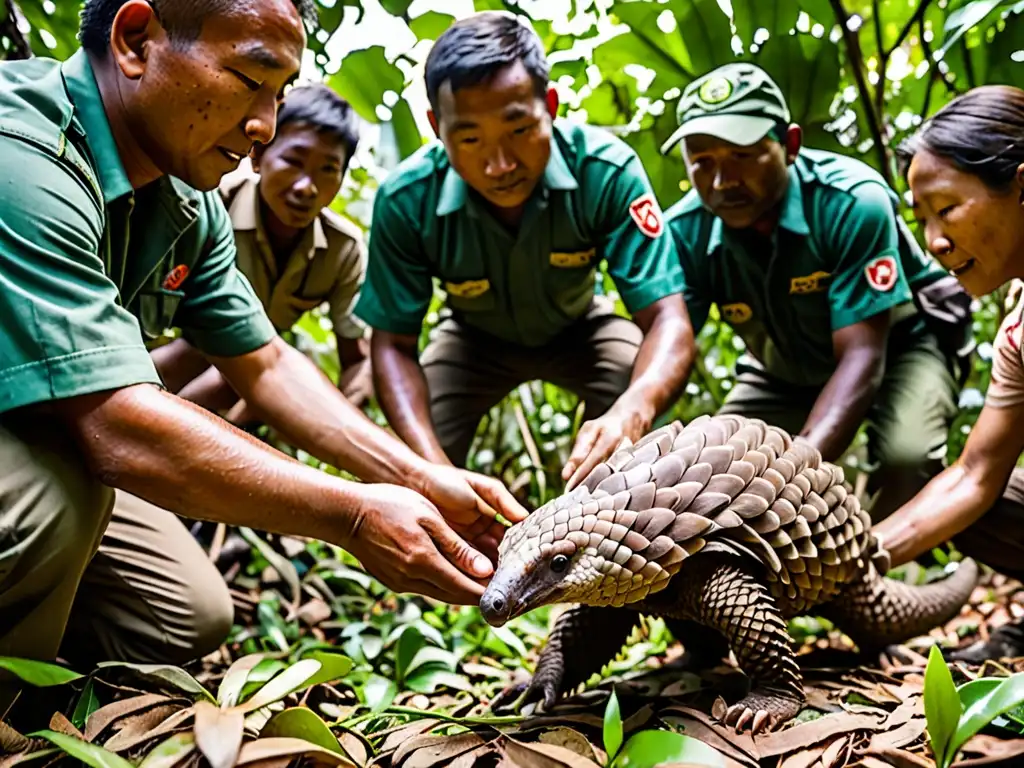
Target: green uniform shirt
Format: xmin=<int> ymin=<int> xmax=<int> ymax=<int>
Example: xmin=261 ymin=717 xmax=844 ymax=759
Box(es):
xmin=665 ymin=147 xmax=946 ymax=387
xmin=0 ymin=51 xmax=275 ymax=415
xmin=354 ymin=120 xmax=685 ymax=347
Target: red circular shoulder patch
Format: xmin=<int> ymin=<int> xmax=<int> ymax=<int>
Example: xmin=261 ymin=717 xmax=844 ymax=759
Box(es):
xmin=864 ymin=256 xmax=898 ymax=292
xmin=628 ymin=193 xmax=664 ymax=238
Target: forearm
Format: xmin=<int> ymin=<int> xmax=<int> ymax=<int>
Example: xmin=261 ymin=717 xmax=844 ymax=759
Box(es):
xmin=220 ymin=339 xmax=435 ymax=487
xmin=63 ymin=384 xmax=361 ymax=542
xmin=873 ymin=462 xmax=1001 ymax=566
xmin=799 ymin=351 xmax=884 ymax=461
xmin=371 ymin=337 xmax=452 ymax=466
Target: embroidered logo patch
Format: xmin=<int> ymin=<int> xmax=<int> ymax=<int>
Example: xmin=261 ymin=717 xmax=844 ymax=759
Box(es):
xmin=721 ymin=303 xmax=753 ymax=324
xmin=698 ymin=76 xmax=733 ymax=105
xmin=162 ymin=264 xmax=190 ymax=291
xmin=628 ymin=193 xmax=663 ymax=238
xmin=445 ymin=279 xmax=490 ymax=299
xmin=865 ymin=256 xmax=898 ymax=292
xmin=550 ymin=249 xmax=597 ymax=268
xmin=789 ymin=271 xmax=832 ymax=295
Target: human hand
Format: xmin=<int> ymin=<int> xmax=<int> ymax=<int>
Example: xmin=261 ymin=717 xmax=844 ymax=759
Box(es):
xmin=562 ymin=405 xmax=651 ymax=490
xmin=342 ymin=483 xmax=495 ymax=604
xmin=419 ymin=465 xmax=529 ymax=563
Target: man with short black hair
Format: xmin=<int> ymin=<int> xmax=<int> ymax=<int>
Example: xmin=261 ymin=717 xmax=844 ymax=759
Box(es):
xmin=356 ymin=12 xmax=696 ymax=488
xmin=661 ymin=62 xmax=971 ymax=519
xmin=152 ymin=83 xmax=374 ymax=417
xmin=0 ymin=0 xmax=525 ymax=703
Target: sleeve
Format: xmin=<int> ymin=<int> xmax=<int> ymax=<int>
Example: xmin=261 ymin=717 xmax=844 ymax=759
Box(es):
xmin=590 ymin=155 xmax=686 ymax=314
xmin=353 ymin=188 xmax=434 ymax=336
xmin=986 ymin=298 xmax=1024 ymax=409
xmin=666 ymin=218 xmax=711 ymax=334
xmin=328 ymin=235 xmax=368 ymax=341
xmin=175 ymin=193 xmax=276 ymax=357
xmin=824 ymin=182 xmax=914 ymax=331
xmin=0 ymin=140 xmax=161 ymax=415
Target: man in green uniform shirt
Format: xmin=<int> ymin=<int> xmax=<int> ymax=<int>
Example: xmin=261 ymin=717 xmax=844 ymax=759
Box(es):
xmin=355 ymin=12 xmax=696 ymax=489
xmin=661 ymin=62 xmax=970 ymax=519
xmin=0 ymin=0 xmax=525 ymax=705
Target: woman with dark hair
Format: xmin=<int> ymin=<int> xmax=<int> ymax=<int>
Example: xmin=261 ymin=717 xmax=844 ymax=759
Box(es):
xmin=876 ymin=84 xmax=1024 ymax=662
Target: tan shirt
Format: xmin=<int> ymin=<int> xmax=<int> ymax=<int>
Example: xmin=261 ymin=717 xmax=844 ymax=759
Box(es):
xmin=988 ymin=291 xmax=1024 ymax=409
xmin=219 ymin=169 xmax=366 ymax=340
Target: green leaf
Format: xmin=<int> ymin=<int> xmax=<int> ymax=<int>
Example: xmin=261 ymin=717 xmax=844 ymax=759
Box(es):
xmin=603 ymin=689 xmax=623 ymax=761
xmin=487 ymin=625 xmax=528 ymax=659
xmin=924 ymin=644 xmax=961 ymax=767
xmin=329 ymin=46 xmax=405 ymax=124
xmin=299 ymin=651 xmax=354 ymax=689
xmin=261 ymin=707 xmax=344 ymax=755
xmin=361 ymin=675 xmax=398 ymax=712
xmin=380 ymin=0 xmax=413 ymax=16
xmin=947 ymin=672 xmax=1024 ymax=765
xmin=235 ymin=658 xmax=323 ymax=713
xmin=729 ymin=0 xmax=802 ymax=48
xmin=30 ymin=731 xmax=135 ymax=768
xmin=395 ymin=626 xmax=426 ymax=684
xmin=95 ymin=662 xmax=214 ymax=701
xmin=940 ymin=0 xmax=1010 ymax=53
xmin=407 ymin=646 xmax=459 ymax=676
xmin=0 ymin=657 xmax=82 ymax=687
xmin=405 ymin=668 xmax=473 ymax=694
xmin=218 ymin=654 xmax=267 ymax=708
xmin=137 ymin=733 xmax=197 ymax=768
xmin=71 ymin=680 xmax=100 ymax=730
xmin=409 ymin=11 xmax=455 ymax=40
xmin=611 ymin=729 xmax=726 ymax=767
xmin=794 ymin=0 xmax=837 ymax=25
xmin=388 ymin=97 xmax=426 ymax=161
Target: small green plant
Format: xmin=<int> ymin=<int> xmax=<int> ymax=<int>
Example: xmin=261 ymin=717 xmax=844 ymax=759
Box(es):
xmin=600 ymin=689 xmax=725 ymax=768
xmin=924 ymin=644 xmax=1024 ymax=766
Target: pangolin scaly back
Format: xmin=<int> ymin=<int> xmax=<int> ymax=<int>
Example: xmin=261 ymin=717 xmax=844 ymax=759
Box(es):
xmin=498 ymin=414 xmax=888 ymax=612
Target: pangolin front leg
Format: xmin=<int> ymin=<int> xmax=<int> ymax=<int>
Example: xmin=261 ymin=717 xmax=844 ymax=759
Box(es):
xmin=682 ymin=554 xmax=804 ymax=734
xmin=489 ymin=606 xmax=639 ymax=713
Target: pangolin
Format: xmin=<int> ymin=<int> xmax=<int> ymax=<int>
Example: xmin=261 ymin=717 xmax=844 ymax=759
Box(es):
xmin=480 ymin=414 xmax=978 ymax=733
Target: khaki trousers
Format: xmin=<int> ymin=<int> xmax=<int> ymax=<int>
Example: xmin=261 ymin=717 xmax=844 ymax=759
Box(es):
xmin=420 ymin=298 xmax=644 ymax=467
xmin=0 ymin=413 xmax=233 ymax=709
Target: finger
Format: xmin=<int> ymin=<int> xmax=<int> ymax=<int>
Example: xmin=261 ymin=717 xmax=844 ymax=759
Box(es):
xmin=422 ymin=515 xmax=495 ymax=580
xmin=562 ymin=424 xmax=600 ymax=484
xmin=470 ymin=474 xmax=529 ymax=523
xmin=566 ymin=430 xmax=619 ymax=490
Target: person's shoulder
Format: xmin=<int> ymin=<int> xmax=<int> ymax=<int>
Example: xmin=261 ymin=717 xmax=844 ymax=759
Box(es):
xmin=0 ymin=56 xmax=70 ymax=154
xmin=320 ymin=205 xmax=365 ymax=248
xmin=798 ymin=147 xmax=897 ymax=201
xmin=377 ymin=140 xmax=448 ymax=203
xmin=554 ymin=119 xmax=640 ymax=172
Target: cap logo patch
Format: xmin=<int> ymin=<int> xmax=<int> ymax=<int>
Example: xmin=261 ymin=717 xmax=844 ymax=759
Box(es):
xmin=865 ymin=256 xmax=898 ymax=292
xmin=698 ymin=76 xmax=733 ymax=105
xmin=628 ymin=193 xmax=664 ymax=238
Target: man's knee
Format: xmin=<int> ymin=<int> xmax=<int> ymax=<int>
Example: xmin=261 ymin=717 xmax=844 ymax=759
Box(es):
xmin=180 ymin=574 xmax=234 ymax=662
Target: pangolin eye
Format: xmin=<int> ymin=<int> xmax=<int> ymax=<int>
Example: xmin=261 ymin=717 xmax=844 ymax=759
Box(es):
xmin=550 ymin=554 xmax=570 ymax=573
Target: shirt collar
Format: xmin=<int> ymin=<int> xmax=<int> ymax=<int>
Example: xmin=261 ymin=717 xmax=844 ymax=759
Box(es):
xmin=435 ymin=132 xmax=578 ymax=217
xmin=228 ymin=174 xmax=328 ymax=252
xmin=777 ymin=163 xmax=809 ymax=236
xmin=60 ymin=50 xmax=133 ymax=205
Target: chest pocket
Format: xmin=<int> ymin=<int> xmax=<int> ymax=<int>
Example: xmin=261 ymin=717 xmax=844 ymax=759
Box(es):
xmin=133 ymin=258 xmax=194 ymax=341
xmin=444 ymin=277 xmax=496 ymax=313
xmin=546 ymin=247 xmax=597 ymax=318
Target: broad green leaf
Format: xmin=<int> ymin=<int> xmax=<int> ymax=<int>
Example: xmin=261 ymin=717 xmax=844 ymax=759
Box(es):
xmin=752 ymin=29 xmax=842 ymax=133
xmin=235 ymin=658 xmax=323 ymax=714
xmin=299 ymin=651 xmax=354 ymax=689
xmin=194 ymin=700 xmax=244 ymax=768
xmin=235 ymin=736 xmax=355 ymax=767
xmin=388 ymin=97 xmax=426 ymax=161
xmin=603 ymin=689 xmax=623 ymax=760
xmin=329 ymin=46 xmax=405 ymax=124
xmin=137 ymin=733 xmax=196 ymax=768
xmin=947 ymin=672 xmax=1024 ymax=765
xmin=488 ymin=625 xmax=528 ymax=659
xmin=406 ymin=646 xmax=459 ymax=676
xmin=923 ymin=644 xmax=961 ymax=767
xmin=95 ymin=662 xmax=214 ymax=701
xmin=795 ymin=0 xmax=837 ymax=25
xmin=71 ymin=680 xmax=100 ymax=730
xmin=395 ymin=626 xmax=426 ymax=684
xmin=0 ymin=657 xmax=82 ymax=687
xmin=30 ymin=731 xmax=135 ymax=768
xmin=218 ymin=654 xmax=267 ymax=708
xmin=361 ymin=675 xmax=398 ymax=712
xmin=261 ymin=707 xmax=344 ymax=755
xmin=409 ymin=11 xmax=455 ymax=40
xmin=730 ymin=0 xmax=802 ymax=47
xmin=940 ymin=0 xmax=1009 ymax=53
xmin=405 ymin=668 xmax=473 ymax=694
xmin=611 ymin=729 xmax=726 ymax=767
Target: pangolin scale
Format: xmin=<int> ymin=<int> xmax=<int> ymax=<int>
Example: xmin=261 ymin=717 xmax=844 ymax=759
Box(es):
xmin=481 ymin=414 xmax=978 ymax=733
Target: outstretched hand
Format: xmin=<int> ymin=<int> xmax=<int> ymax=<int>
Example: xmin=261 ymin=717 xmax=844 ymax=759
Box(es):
xmin=562 ymin=407 xmax=649 ymax=491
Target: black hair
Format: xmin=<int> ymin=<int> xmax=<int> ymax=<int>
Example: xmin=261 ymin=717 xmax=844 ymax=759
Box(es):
xmin=79 ymin=0 xmax=319 ymax=53
xmin=272 ymin=83 xmax=360 ymax=164
xmin=424 ymin=11 xmax=549 ymax=114
xmin=896 ymin=85 xmax=1024 ymax=191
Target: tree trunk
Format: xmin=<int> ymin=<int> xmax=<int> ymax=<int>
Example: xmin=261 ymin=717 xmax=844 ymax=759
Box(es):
xmin=1 ymin=0 xmax=32 ymax=60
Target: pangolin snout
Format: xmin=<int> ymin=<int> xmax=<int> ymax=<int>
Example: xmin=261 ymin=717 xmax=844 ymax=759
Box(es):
xmin=480 ymin=587 xmax=511 ymax=627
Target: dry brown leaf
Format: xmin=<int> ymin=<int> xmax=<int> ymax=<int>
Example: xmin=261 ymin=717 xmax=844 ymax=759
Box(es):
xmin=47 ymin=712 xmax=83 ymax=739
xmin=337 ymin=732 xmax=368 ymax=767
xmin=0 ymin=722 xmax=34 ymax=754
xmin=297 ymin=599 xmax=333 ymax=627
xmin=235 ymin=736 xmax=355 ymax=768
xmin=778 ymin=745 xmax=826 ymax=768
xmin=865 ymin=716 xmax=926 ymax=753
xmin=103 ymin=706 xmax=195 ymax=753
xmin=103 ymin=704 xmax=191 ymax=754
xmin=657 ymin=705 xmax=759 ymax=766
xmin=376 ymin=721 xmax=441 ymax=755
xmin=621 ymin=704 xmax=655 ymax=734
xmin=955 ymin=733 xmax=1024 ymax=765
xmin=193 ymin=700 xmax=244 ymax=768
xmin=447 ymin=744 xmax=497 ymax=768
xmin=499 ymin=737 xmax=602 ymax=768
xmin=84 ymin=694 xmax=177 ymax=742
xmin=393 ymin=733 xmax=480 ymax=766
xmin=533 ymin=727 xmax=603 ymax=763
xmin=861 ymin=747 xmax=934 ymax=768
xmin=755 ymin=709 xmax=887 ymax=758
xmin=401 ymin=732 xmax=489 ymax=768
xmin=819 ymin=735 xmax=849 ymax=767
xmin=857 ymin=758 xmax=898 ymax=768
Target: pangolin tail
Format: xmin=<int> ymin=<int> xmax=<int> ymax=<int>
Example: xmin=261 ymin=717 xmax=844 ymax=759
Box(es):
xmin=822 ymin=558 xmax=979 ymax=649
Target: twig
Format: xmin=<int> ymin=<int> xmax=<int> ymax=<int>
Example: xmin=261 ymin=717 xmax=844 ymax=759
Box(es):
xmin=208 ymin=523 xmax=227 ymax=563
xmin=918 ymin=14 xmax=959 ymax=99
xmin=873 ymin=0 xmax=886 ymax=137
xmin=829 ymin=0 xmax=893 ymax=185
xmin=887 ymin=0 xmax=933 ymax=58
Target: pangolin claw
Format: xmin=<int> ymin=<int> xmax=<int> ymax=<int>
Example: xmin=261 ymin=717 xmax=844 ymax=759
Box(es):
xmin=713 ymin=691 xmax=800 ymax=735
xmin=488 ymin=678 xmax=559 ymax=715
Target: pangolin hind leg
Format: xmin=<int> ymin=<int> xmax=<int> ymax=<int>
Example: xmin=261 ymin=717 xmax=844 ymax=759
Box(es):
xmin=680 ymin=553 xmax=805 ymax=733
xmin=489 ymin=605 xmax=640 ymax=713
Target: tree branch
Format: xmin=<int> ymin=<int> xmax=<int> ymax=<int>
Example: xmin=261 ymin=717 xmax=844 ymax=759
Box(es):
xmin=918 ymin=14 xmax=959 ymax=96
xmin=829 ymin=0 xmax=892 ymax=184
xmin=873 ymin=0 xmax=886 ymax=134
xmin=887 ymin=0 xmax=933 ymax=57
xmin=1 ymin=0 xmax=31 ymax=60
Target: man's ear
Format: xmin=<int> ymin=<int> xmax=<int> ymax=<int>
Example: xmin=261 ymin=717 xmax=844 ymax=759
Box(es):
xmin=545 ymin=86 xmax=559 ymax=119
xmin=427 ymin=109 xmax=439 ymax=138
xmin=784 ymin=124 xmax=803 ymax=164
xmin=109 ymin=0 xmax=163 ymax=80
xmin=1016 ymin=162 xmax=1024 ymax=205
